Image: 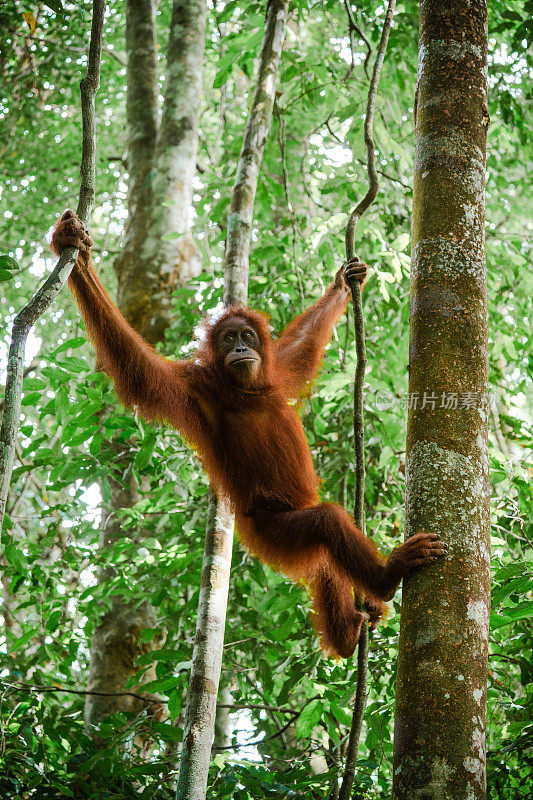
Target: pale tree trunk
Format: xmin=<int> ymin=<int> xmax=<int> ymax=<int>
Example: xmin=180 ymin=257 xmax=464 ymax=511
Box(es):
xmin=176 ymin=3 xmax=289 ymax=797
xmin=115 ymin=0 xmax=205 ymax=342
xmin=84 ymin=0 xmax=206 ymax=731
xmin=393 ymin=2 xmax=490 ymax=799
xmin=141 ymin=0 xmax=206 ymax=308
xmin=213 ymin=683 xmax=233 ymax=752
xmin=223 ymin=0 xmax=289 ymax=306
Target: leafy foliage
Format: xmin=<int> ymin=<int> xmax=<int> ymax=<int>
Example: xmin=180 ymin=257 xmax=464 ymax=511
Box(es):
xmin=0 ymin=0 xmax=531 ymax=797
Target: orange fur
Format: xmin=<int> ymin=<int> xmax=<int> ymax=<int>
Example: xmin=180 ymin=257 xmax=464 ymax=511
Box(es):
xmin=52 ymin=211 xmax=443 ymax=658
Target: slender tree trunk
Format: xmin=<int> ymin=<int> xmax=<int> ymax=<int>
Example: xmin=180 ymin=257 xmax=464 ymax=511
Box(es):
xmin=176 ymin=3 xmax=289 ymax=797
xmin=84 ymin=0 xmax=206 ymax=731
xmin=393 ymin=2 xmax=490 ymax=799
xmin=223 ymin=0 xmax=289 ymax=306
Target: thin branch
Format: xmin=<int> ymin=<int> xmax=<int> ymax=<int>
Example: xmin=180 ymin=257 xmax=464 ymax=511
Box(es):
xmin=0 ymin=0 xmax=105 ymax=536
xmin=343 ymin=0 xmax=372 ymax=81
xmin=324 ymin=109 xmax=409 ymax=188
xmin=339 ymin=3 xmax=396 ymax=800
xmin=25 ymin=35 xmax=126 ymax=66
xmin=345 ymin=0 xmax=396 ymax=261
xmin=0 ymin=680 xmax=160 ymax=705
xmin=212 ymin=697 xmax=317 ymax=751
xmin=217 ymin=703 xmax=299 ymax=715
xmin=353 ymin=157 xmax=410 ymax=190
xmin=0 ymin=683 xmax=302 ymax=716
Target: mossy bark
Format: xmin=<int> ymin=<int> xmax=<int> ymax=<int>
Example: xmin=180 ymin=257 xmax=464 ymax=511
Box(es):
xmin=115 ymin=0 xmax=205 ymax=343
xmin=116 ymin=0 xmax=206 ymax=340
xmin=392 ymin=2 xmax=490 ymax=799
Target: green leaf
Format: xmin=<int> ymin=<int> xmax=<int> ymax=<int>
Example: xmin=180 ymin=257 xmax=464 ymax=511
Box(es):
xmin=5 ymin=541 xmax=27 ymax=572
xmin=168 ymin=689 xmax=182 ymax=722
xmin=64 ymin=427 xmax=98 ymax=447
xmin=378 ymin=445 xmax=394 ymax=469
xmin=501 ymin=600 xmax=533 ymax=621
xmin=21 ymin=391 xmax=42 ymax=406
xmin=56 ymin=356 xmax=89 ymax=373
xmin=0 ymin=254 xmax=19 ymax=270
xmin=33 ymin=447 xmax=56 ymax=465
xmin=10 ymin=627 xmax=39 ymax=652
xmin=140 ymin=676 xmax=182 ymax=694
xmin=296 ymin=699 xmax=324 ymax=738
xmin=134 ymin=431 xmax=157 ymax=471
xmin=492 ymin=575 xmax=533 ymax=605
xmin=136 ymin=648 xmax=184 ymax=665
xmin=490 ymin=611 xmax=513 ymax=629
xmin=89 ymin=431 xmax=104 ymax=456
xmin=53 ymin=336 xmax=87 ymax=354
xmin=218 ymin=0 xmax=238 ymax=23
xmin=22 ymin=378 xmax=46 ymax=391
xmin=44 ymin=0 xmax=64 ymax=12
xmin=46 ymin=609 xmax=62 ymax=633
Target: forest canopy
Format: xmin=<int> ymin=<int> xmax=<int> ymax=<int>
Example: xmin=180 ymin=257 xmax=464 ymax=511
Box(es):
xmin=0 ymin=1 xmax=531 ymax=798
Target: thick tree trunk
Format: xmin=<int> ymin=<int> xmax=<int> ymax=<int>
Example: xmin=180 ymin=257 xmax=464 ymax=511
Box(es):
xmin=392 ymin=2 xmax=490 ymax=799
xmin=116 ymin=0 xmax=205 ymax=342
xmin=176 ymin=3 xmax=289 ymax=797
xmin=141 ymin=0 xmax=206 ymax=319
xmin=114 ymin=0 xmax=159 ymax=333
xmin=84 ymin=0 xmax=206 ymax=731
xmin=84 ymin=471 xmax=164 ymax=728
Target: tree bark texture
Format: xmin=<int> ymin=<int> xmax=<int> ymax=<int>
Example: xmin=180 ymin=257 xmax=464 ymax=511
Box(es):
xmin=116 ymin=0 xmax=205 ymax=342
xmin=393 ymin=3 xmax=490 ymax=799
xmin=84 ymin=471 xmax=164 ymax=728
xmin=114 ymin=0 xmax=158 ymax=334
xmin=177 ymin=3 xmax=288 ymax=797
xmin=223 ymin=0 xmax=289 ymax=306
xmin=176 ymin=497 xmax=233 ymax=800
xmin=142 ymin=0 xmax=206 ymax=295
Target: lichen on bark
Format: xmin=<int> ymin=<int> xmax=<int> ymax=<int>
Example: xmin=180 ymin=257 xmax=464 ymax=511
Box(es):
xmin=393 ymin=2 xmax=490 ymax=799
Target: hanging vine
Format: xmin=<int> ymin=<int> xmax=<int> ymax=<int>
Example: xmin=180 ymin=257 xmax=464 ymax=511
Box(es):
xmin=338 ymin=2 xmax=396 ymax=799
